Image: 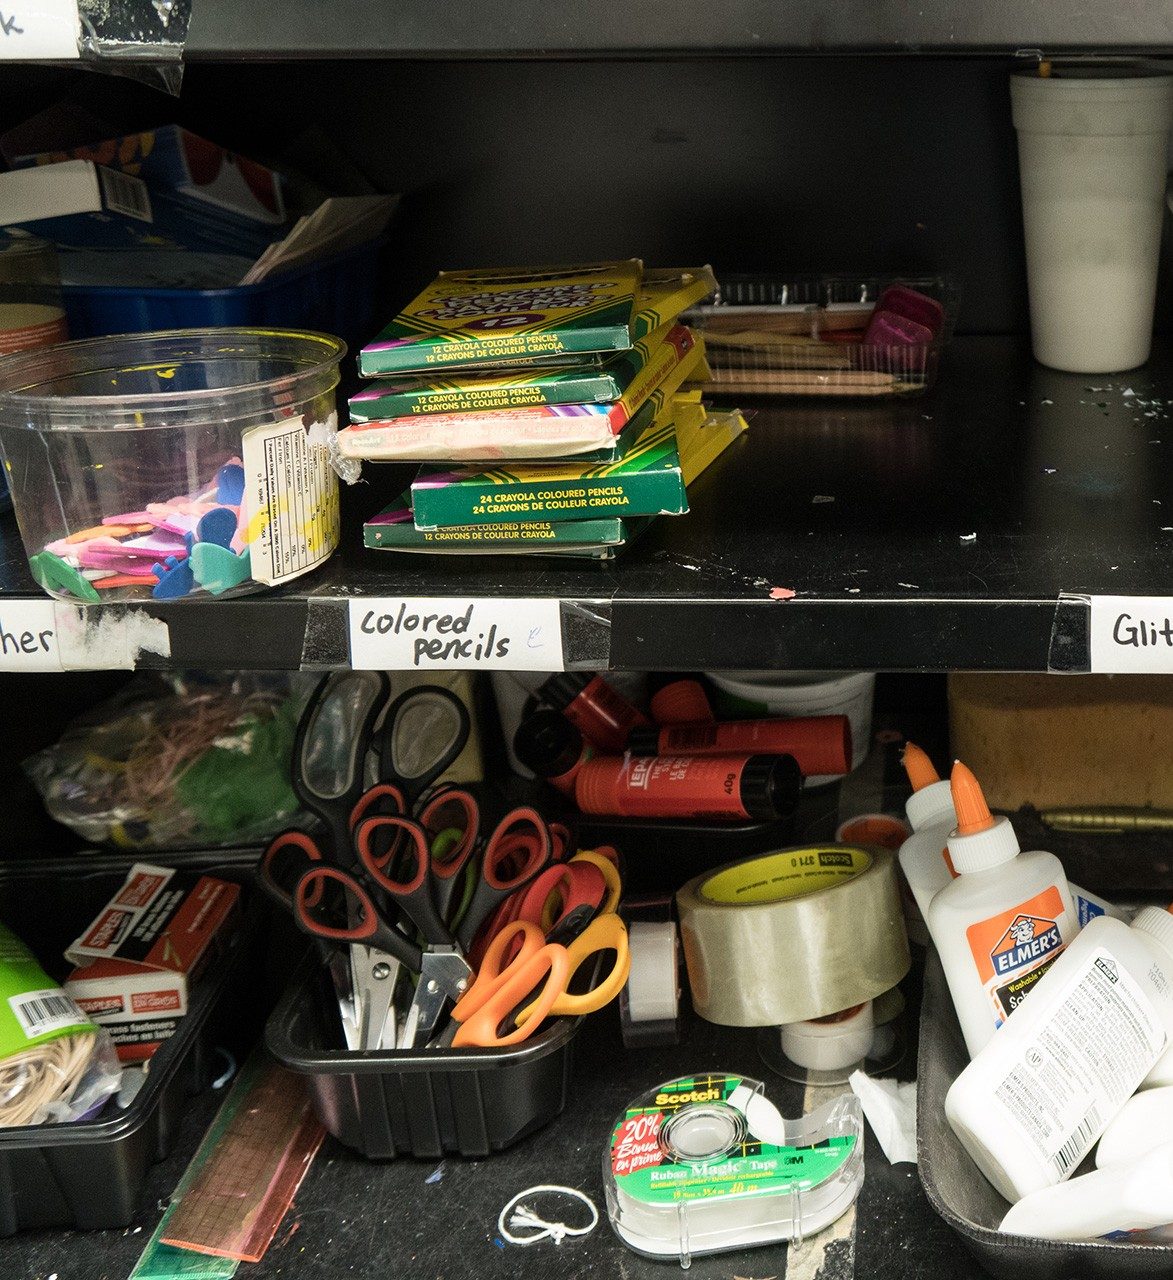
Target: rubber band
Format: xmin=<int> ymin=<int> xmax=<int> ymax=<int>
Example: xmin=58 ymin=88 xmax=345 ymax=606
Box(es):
xmin=497 ymin=1184 xmax=599 ymax=1247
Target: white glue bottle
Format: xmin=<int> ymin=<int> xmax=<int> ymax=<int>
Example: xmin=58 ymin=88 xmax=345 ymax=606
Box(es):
xmin=927 ymin=761 xmax=1077 ymax=1059
xmin=897 ymin=743 xmax=957 ymax=945
xmin=946 ymin=904 xmax=1173 ymax=1204
xmin=999 ymin=1142 xmax=1173 ymax=1241
xmin=901 ymin=743 xmax=1121 ymax=943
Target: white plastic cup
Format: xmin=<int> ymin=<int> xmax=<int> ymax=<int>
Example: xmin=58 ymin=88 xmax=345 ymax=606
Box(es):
xmin=1010 ymin=69 xmax=1173 ymax=373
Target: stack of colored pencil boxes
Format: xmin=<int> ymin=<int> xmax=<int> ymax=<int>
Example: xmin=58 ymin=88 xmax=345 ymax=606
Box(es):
xmin=337 ymin=261 xmax=749 ymax=560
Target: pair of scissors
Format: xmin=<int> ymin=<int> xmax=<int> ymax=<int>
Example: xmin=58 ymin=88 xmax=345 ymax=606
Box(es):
xmin=436 ymin=913 xmax=631 ymax=1048
xmin=466 ymin=848 xmax=623 ymax=968
xmin=304 ymin=815 xmax=477 ymax=1048
xmin=257 ymin=830 xmax=395 ymax=1050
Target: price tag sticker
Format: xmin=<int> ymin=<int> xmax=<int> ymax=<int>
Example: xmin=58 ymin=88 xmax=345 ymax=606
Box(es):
xmin=1089 ymin=595 xmax=1173 ymax=673
xmin=348 ymin=597 xmax=564 ymax=672
xmin=0 ymin=600 xmax=63 ymax=671
xmin=0 ymin=0 xmax=80 ymax=59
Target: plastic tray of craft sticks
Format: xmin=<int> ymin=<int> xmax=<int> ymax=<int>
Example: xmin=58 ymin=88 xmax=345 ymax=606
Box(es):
xmin=685 ymin=273 xmax=957 ymax=397
xmin=0 ymin=850 xmax=254 ymax=1234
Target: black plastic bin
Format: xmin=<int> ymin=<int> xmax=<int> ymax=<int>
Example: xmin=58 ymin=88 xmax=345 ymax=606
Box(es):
xmin=266 ymin=955 xmax=581 ymax=1159
xmin=0 ymin=850 xmax=255 ymax=1234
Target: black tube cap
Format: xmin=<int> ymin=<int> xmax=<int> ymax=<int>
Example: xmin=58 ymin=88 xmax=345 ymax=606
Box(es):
xmin=739 ymin=754 xmax=803 ymax=820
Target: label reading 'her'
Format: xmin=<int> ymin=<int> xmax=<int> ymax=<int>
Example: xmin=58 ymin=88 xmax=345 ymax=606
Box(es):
xmin=966 ymin=886 xmax=1068 ymax=1028
xmin=609 ymin=1073 xmax=855 ymax=1206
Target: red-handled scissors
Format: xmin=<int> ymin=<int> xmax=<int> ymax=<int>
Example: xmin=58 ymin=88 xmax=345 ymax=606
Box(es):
xmin=453 ymin=808 xmax=555 ymax=953
xmin=295 ymin=864 xmax=472 ymax=1050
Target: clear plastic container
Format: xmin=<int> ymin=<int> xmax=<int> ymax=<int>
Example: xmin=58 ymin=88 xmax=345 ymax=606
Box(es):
xmin=0 ymin=327 xmax=345 ymax=603
xmin=685 ymin=274 xmax=955 ymax=397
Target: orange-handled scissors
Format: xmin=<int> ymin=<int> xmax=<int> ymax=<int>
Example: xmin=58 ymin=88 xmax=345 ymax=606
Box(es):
xmin=448 ymin=920 xmax=570 ymax=1048
xmin=516 ymin=911 xmax=630 ymax=1024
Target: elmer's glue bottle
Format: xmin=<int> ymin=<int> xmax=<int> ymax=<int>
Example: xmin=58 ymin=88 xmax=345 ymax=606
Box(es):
xmin=927 ymin=762 xmax=1077 ymax=1059
xmin=897 ymin=743 xmax=958 ymax=944
xmin=900 ymin=744 xmax=1123 ymax=946
xmin=947 ymin=904 xmax=1173 ymax=1204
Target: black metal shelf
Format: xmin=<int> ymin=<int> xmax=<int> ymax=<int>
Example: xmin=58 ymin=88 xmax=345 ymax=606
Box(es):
xmin=182 ymin=0 xmax=1173 ymax=60
xmin=2 ymin=336 xmax=1170 ymax=673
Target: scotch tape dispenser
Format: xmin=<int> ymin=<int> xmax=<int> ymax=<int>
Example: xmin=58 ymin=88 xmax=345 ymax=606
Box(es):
xmin=603 ymin=1072 xmax=864 ymax=1268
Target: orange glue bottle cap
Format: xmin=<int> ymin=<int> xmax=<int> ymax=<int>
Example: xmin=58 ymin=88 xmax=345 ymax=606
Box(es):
xmin=946 ymin=761 xmax=1019 ymax=873
xmin=904 ymin=742 xmax=955 ymax=831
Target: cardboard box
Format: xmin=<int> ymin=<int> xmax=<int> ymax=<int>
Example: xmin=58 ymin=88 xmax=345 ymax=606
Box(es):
xmin=64 ymin=864 xmax=240 ymax=1063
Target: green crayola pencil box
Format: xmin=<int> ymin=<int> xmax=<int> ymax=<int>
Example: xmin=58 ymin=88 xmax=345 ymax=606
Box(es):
xmin=364 ymin=488 xmax=648 ymax=555
xmin=358 ymin=261 xmax=643 ymax=376
xmin=411 ymin=414 xmax=687 ymax=528
xmin=349 ymin=321 xmax=690 ymax=422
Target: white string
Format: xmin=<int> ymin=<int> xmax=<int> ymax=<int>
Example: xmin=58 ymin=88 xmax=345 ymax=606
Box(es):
xmin=497 ymin=1184 xmax=599 ymax=1247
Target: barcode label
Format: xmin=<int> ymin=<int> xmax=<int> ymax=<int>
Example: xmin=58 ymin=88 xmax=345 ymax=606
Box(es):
xmin=9 ymin=989 xmax=87 ymax=1040
xmin=1052 ymin=1107 xmax=1102 ymax=1178
xmin=99 ymin=168 xmax=152 ymax=223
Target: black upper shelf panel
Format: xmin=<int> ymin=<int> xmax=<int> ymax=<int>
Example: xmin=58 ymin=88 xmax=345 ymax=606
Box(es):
xmin=184 ymin=0 xmax=1173 ymax=59
xmin=2 ymin=336 xmax=1172 ymax=672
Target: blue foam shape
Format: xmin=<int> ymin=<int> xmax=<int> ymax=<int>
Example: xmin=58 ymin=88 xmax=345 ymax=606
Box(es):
xmin=216 ymin=463 xmax=245 ymax=506
xmin=197 ymin=506 xmax=238 ymax=549
xmin=151 ymin=555 xmax=195 ymax=599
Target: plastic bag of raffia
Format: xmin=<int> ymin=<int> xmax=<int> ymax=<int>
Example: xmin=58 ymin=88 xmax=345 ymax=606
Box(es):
xmin=0 ymin=922 xmax=120 ymax=1126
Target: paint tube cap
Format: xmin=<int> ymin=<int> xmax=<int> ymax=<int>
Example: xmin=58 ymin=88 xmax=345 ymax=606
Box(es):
xmin=906 ymin=780 xmax=955 ymax=831
xmin=739 ymin=754 xmax=803 ymax=820
xmin=1132 ymin=906 xmax=1173 ymax=962
xmin=650 ymin=679 xmax=713 ymax=726
xmin=513 ymin=709 xmax=584 ymax=780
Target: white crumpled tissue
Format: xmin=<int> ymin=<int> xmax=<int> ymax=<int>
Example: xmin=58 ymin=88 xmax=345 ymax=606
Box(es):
xmin=848 ymin=1070 xmax=918 ymax=1165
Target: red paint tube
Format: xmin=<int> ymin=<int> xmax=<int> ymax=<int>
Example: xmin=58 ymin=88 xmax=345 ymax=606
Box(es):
xmin=539 ymin=673 xmax=649 ymax=752
xmin=575 ymin=753 xmax=801 ymax=821
xmin=513 ymin=709 xmax=593 ymax=797
xmin=627 ymin=715 xmax=851 ymax=780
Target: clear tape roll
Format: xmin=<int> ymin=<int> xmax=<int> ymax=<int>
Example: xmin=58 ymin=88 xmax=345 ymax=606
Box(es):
xmin=623 ymin=922 xmax=679 ymax=1024
xmin=676 ymin=844 xmax=910 ymax=1026
xmin=605 ymin=1073 xmax=864 ymax=1264
xmin=780 ymin=1001 xmax=875 ymax=1072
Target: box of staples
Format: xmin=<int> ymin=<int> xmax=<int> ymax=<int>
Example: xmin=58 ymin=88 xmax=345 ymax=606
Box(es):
xmin=64 ymin=863 xmax=240 ymax=1062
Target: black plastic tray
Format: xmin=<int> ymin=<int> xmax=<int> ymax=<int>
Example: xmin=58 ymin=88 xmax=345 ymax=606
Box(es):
xmin=917 ymin=947 xmax=1173 ymax=1280
xmin=266 ymin=954 xmax=581 ymax=1159
xmin=0 ymin=849 xmax=255 ymax=1234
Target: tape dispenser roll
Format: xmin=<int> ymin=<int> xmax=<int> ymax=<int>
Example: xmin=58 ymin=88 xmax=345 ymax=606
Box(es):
xmin=676 ymin=844 xmax=910 ymax=1026
xmin=604 ymin=1072 xmax=864 ymax=1264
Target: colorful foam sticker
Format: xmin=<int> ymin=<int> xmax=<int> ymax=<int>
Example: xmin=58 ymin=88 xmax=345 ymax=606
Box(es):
xmin=190 ymin=545 xmax=252 ymax=596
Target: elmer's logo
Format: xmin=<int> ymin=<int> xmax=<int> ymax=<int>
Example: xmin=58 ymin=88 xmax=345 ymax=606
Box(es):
xmin=991 ymin=913 xmax=1062 ymax=976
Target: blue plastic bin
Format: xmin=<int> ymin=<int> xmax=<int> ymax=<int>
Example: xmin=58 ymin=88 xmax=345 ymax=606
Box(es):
xmin=61 ymin=239 xmax=382 ymax=348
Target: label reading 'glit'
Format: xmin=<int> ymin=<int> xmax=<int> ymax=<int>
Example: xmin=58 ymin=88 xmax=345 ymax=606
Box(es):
xmin=966 ymin=886 xmax=1068 ymax=1028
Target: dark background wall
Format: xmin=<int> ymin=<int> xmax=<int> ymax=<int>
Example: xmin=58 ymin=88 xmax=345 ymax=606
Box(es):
xmin=1 ymin=57 xmax=1046 ymax=332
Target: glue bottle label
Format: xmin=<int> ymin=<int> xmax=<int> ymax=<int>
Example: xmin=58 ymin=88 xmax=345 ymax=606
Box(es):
xmin=989 ymin=946 xmax=1165 ymax=1180
xmin=966 ymin=886 xmax=1068 ymax=1027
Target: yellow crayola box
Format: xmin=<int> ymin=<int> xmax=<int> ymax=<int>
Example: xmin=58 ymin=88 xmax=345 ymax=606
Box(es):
xmin=359 ymin=261 xmax=644 ymax=377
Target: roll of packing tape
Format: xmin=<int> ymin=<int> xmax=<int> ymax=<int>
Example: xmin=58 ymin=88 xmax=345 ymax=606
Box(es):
xmin=624 ymin=922 xmax=679 ymax=1024
xmin=780 ymin=1002 xmax=875 ymax=1072
xmin=676 ymin=844 xmax=910 ymax=1026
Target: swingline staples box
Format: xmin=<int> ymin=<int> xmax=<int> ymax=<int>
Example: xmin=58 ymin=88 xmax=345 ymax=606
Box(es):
xmin=64 ymin=864 xmax=240 ymax=1063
